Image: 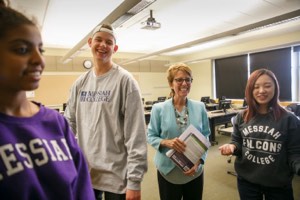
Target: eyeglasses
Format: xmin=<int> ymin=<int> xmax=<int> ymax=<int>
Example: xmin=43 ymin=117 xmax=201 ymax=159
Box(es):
xmin=174 ymin=78 xmax=193 ymax=84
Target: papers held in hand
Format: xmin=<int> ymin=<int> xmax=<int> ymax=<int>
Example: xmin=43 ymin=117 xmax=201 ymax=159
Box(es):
xmin=166 ymin=124 xmax=211 ymax=172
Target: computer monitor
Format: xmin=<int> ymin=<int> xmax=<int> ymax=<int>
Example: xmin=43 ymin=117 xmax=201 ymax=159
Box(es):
xmin=200 ymin=96 xmax=210 ymax=104
xmin=218 ymin=100 xmax=231 ymax=112
xmin=157 ymin=96 xmax=166 ymax=102
xmin=218 ymin=96 xmax=226 ymax=101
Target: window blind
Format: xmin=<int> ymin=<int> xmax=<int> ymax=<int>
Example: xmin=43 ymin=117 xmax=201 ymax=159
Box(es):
xmin=250 ymin=47 xmax=292 ymax=101
xmin=215 ymin=55 xmax=248 ymax=99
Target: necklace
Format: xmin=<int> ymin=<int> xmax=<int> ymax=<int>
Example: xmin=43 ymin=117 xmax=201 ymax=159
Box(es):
xmin=173 ymin=98 xmax=189 ymax=130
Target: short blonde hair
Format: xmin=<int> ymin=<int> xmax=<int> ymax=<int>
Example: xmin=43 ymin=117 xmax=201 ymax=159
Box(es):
xmin=167 ymin=63 xmax=192 ymax=97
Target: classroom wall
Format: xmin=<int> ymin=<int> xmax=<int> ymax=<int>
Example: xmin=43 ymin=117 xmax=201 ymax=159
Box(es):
xmin=28 ymin=73 xmax=81 ymax=106
xmin=188 ymin=60 xmax=213 ymax=101
xmin=29 ymin=30 xmax=299 ymax=107
xmin=175 ymin=31 xmax=300 ymax=64
xmin=30 ymin=59 xmax=221 ymax=107
xmin=135 ymin=72 xmax=170 ymax=102
xmin=29 ymin=72 xmax=171 ymax=106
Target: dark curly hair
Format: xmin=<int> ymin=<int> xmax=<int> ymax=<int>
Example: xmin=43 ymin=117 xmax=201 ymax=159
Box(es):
xmin=0 ymin=0 xmax=35 ymax=39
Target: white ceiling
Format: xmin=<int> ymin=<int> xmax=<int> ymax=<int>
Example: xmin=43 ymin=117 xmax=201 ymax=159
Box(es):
xmin=10 ymin=0 xmax=300 ymax=59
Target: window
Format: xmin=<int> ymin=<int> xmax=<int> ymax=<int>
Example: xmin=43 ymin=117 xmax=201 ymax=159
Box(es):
xmin=292 ymin=45 xmax=300 ymax=101
xmin=215 ymin=55 xmax=248 ymax=99
xmin=214 ymin=46 xmax=298 ymax=101
xmin=250 ymin=47 xmax=292 ymax=101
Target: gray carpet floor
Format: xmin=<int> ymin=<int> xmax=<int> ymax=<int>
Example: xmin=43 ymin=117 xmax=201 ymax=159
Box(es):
xmin=142 ymin=131 xmax=300 ymax=200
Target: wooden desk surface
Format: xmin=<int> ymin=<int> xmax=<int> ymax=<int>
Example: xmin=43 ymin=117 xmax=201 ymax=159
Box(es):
xmin=207 ymin=109 xmax=241 ymax=118
xmin=207 ymin=109 xmax=243 ymax=145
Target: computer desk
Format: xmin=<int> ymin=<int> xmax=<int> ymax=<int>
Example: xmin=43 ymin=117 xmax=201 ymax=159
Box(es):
xmin=207 ymin=109 xmax=242 ymax=146
xmin=205 ymin=103 xmax=219 ymax=111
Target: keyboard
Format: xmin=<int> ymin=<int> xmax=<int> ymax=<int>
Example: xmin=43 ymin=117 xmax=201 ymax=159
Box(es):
xmin=210 ymin=110 xmax=224 ymax=114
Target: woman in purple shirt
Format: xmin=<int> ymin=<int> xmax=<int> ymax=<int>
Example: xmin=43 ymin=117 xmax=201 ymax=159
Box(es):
xmin=0 ymin=1 xmax=95 ymax=199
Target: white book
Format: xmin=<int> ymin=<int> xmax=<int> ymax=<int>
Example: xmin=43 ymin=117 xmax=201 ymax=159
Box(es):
xmin=166 ymin=124 xmax=211 ymax=172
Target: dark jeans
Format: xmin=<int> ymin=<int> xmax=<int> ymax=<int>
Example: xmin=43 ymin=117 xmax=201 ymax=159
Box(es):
xmin=94 ymin=189 xmax=126 ymax=200
xmin=237 ymin=176 xmax=294 ymax=200
xmin=157 ymin=170 xmax=204 ymax=200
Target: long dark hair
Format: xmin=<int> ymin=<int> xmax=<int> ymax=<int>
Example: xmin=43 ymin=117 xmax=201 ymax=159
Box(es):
xmin=243 ymin=68 xmax=286 ymax=122
xmin=0 ymin=0 xmax=35 ymax=39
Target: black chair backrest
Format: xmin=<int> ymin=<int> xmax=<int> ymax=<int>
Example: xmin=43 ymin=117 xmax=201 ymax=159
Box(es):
xmin=286 ymin=103 xmax=300 ymax=117
xmin=145 ymin=101 xmax=153 ymax=105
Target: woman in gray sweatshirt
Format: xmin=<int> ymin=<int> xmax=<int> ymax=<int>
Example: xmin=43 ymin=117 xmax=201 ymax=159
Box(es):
xmin=219 ymin=68 xmax=300 ymax=200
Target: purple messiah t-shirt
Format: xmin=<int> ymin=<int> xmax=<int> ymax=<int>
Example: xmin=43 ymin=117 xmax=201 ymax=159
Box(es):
xmin=0 ymin=102 xmax=95 ymax=200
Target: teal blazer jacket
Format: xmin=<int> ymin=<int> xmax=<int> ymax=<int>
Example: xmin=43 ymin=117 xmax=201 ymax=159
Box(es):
xmin=147 ymin=98 xmax=211 ymax=175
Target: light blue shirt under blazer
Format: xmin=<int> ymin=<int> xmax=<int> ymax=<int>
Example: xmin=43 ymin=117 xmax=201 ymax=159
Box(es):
xmin=147 ymin=98 xmax=211 ymax=175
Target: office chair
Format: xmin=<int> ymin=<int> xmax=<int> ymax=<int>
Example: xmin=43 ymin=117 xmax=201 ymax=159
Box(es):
xmin=217 ymin=113 xmax=234 ymax=136
xmin=145 ymin=101 xmax=153 ymax=105
xmin=286 ymin=103 xmax=300 ymax=119
xmin=227 ymin=155 xmax=237 ymax=176
xmin=218 ymin=116 xmax=237 ymax=176
xmin=227 ymin=116 xmax=237 ymax=176
xmin=144 ymin=101 xmax=153 ymax=112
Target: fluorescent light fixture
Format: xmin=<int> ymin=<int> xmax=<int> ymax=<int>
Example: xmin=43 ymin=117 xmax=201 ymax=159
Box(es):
xmin=61 ymin=0 xmax=154 ymax=63
xmin=164 ymin=38 xmax=229 ymax=56
xmin=112 ymin=0 xmax=157 ymax=28
xmin=63 ymin=58 xmax=72 ymax=64
xmin=112 ymin=13 xmax=135 ymax=28
xmin=239 ymin=16 xmax=300 ymax=35
xmin=128 ymin=0 xmax=156 ymax=15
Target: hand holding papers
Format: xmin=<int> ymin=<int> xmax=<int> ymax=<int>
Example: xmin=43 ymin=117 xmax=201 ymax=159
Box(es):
xmin=166 ymin=124 xmax=211 ymax=172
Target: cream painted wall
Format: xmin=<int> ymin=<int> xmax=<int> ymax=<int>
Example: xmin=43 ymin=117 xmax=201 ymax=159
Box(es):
xmin=28 ymin=72 xmax=82 ymax=106
xmin=189 ymin=60 xmax=213 ymax=101
xmin=29 ymin=71 xmax=171 ymax=107
xmin=135 ymin=72 xmax=170 ymax=102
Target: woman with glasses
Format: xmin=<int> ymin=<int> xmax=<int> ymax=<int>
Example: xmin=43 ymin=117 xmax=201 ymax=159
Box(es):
xmin=147 ymin=63 xmax=210 ymax=200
